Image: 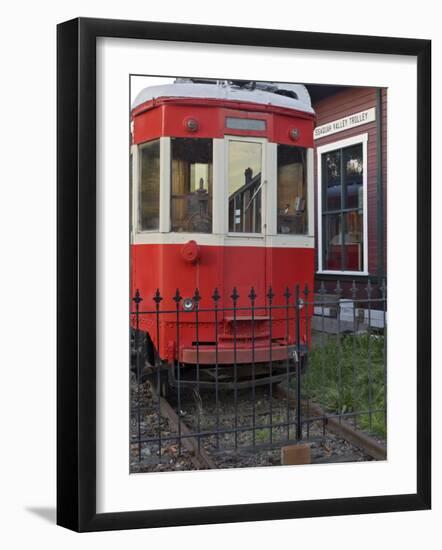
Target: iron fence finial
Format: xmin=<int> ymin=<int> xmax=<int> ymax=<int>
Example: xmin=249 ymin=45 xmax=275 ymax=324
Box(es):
xmin=212 ymin=287 xmax=220 ymax=302
xmin=335 ymin=279 xmax=342 ymax=296
xmin=351 ymin=280 xmax=358 ymax=299
xmin=231 ymin=287 xmax=239 ymax=303
xmin=248 ymin=286 xmax=257 ymax=302
xmin=193 ymin=288 xmax=201 ymax=303
xmin=133 ymin=288 xmax=143 ymax=305
xmin=153 ymin=288 xmax=162 ymax=305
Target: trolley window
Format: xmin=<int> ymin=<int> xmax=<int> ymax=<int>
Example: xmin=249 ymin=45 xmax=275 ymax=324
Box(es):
xmin=139 ymin=139 xmax=160 ymax=231
xmin=277 ymin=145 xmax=307 ymax=235
xmin=228 ymin=140 xmax=262 ymax=233
xmin=171 ymin=138 xmax=213 ymax=233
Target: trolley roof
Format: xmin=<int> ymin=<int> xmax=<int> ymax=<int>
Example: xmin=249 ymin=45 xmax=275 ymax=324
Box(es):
xmin=132 ymin=79 xmax=314 ymax=115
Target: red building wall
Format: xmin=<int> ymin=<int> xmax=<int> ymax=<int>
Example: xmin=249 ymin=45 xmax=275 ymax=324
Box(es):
xmin=312 ymin=87 xmax=387 ymax=294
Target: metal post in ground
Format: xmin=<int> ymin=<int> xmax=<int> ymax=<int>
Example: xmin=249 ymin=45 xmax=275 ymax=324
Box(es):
xmin=173 ymin=288 xmax=182 ymax=455
xmin=249 ymin=286 xmax=257 ymax=447
xmin=154 ymin=288 xmax=163 ymax=459
xmin=231 ymin=287 xmax=239 ymax=451
xmin=295 ymin=284 xmax=302 ymax=441
xmin=133 ymin=289 xmax=143 ymax=462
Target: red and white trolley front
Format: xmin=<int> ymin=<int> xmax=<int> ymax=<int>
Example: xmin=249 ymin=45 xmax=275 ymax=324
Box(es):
xmin=130 ymin=79 xmax=315 ymax=383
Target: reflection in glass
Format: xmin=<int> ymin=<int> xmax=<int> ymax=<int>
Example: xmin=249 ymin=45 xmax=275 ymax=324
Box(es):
xmin=277 ymin=145 xmax=307 ymax=234
xmin=344 ymin=144 xmax=363 ymax=209
xmin=344 ymin=211 xmax=363 ymax=271
xmin=323 ymin=213 xmax=342 ymax=270
xmin=139 ymin=139 xmax=160 ymax=231
xmin=228 ymin=141 xmax=262 ymax=233
xmin=171 ymin=138 xmax=213 ymax=233
xmin=324 ymin=150 xmax=341 ymax=211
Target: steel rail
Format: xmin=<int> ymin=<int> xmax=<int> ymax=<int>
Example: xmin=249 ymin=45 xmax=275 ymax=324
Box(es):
xmin=149 ymin=384 xmax=217 ymax=470
xmin=275 ymin=385 xmax=386 ymax=461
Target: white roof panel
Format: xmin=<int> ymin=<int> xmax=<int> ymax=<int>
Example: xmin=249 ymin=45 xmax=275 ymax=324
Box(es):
xmin=132 ymin=80 xmax=314 ymax=115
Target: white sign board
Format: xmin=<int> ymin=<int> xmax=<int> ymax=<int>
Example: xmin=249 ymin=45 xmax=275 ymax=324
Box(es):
xmin=313 ymin=107 xmax=376 ymax=140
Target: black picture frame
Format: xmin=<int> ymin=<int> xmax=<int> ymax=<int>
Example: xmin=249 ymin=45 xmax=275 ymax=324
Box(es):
xmin=57 ymin=17 xmax=431 ymax=532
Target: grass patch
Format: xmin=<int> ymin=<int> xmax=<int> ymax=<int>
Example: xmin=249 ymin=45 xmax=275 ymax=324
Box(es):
xmin=303 ymin=332 xmax=386 ymax=438
xmin=254 ymin=428 xmax=270 ymax=444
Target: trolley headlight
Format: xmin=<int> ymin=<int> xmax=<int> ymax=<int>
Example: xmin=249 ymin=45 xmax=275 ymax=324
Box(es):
xmin=182 ymin=298 xmax=195 ymax=312
xmin=289 ymin=127 xmax=300 ymax=141
xmin=183 ymin=116 xmax=199 ymax=133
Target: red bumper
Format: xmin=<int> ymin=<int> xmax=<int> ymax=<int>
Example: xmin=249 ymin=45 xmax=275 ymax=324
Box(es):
xmin=180 ymin=343 xmax=296 ymax=365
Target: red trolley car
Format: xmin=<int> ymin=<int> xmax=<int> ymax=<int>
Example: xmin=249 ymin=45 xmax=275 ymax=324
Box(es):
xmin=130 ymin=79 xmax=315 ymax=388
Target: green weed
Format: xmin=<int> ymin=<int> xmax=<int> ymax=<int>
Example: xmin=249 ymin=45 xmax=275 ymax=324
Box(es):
xmin=302 ymin=333 xmax=386 ymax=438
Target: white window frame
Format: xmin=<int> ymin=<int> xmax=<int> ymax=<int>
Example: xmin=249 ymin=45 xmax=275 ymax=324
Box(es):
xmin=168 ymin=136 xmax=217 ymax=235
xmin=130 ymin=144 xmax=137 ymax=243
xmin=273 ymin=144 xmax=314 ymax=239
xmin=133 ymin=137 xmax=169 ymax=235
xmin=133 ymin=137 xmax=225 ymax=245
xmin=132 ymin=136 xmax=315 ymax=249
xmin=316 ymin=133 xmax=369 ymax=276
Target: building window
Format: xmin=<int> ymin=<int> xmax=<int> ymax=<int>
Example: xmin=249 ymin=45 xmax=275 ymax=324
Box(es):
xmin=171 ymin=138 xmax=213 ymax=233
xmin=321 ymin=141 xmax=364 ymax=271
xmin=228 ymin=140 xmax=262 ymax=233
xmin=139 ymin=139 xmax=160 ymax=231
xmin=277 ymin=145 xmax=307 ymax=234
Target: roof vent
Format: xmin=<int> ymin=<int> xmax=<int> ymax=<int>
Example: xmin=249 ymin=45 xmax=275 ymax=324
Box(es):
xmin=274 ymin=89 xmax=298 ymax=100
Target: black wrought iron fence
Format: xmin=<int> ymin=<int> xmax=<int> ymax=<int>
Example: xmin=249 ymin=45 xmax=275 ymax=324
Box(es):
xmin=130 ymin=280 xmax=387 ymax=468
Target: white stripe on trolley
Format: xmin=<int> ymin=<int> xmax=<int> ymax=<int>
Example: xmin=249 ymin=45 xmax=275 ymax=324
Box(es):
xmin=132 ymin=232 xmax=314 ymax=248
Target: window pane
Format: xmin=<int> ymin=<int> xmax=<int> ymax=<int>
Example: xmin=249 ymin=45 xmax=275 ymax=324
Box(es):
xmin=228 ymin=141 xmax=262 ymax=233
xmin=139 ymin=140 xmax=160 ymax=231
xmin=344 ymin=144 xmax=363 ymax=209
xmin=323 ymin=213 xmax=342 ymax=270
xmin=343 ymin=211 xmax=364 ymax=271
xmin=277 ymin=145 xmax=307 ymax=234
xmin=323 ymin=150 xmax=341 ymax=211
xmin=171 ymin=138 xmax=213 ymax=233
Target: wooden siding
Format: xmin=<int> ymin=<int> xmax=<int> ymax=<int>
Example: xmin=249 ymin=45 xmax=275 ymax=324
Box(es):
xmin=313 ymin=86 xmax=387 ymax=291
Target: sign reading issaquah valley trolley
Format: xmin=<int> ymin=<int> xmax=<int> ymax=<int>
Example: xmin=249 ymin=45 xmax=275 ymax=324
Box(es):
xmin=313 ymin=107 xmax=376 ymax=139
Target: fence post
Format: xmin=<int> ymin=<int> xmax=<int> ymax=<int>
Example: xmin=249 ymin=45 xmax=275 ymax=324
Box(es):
xmin=231 ymin=286 xmax=239 ymax=450
xmin=283 ymin=287 xmax=291 ymax=442
xmin=267 ymin=286 xmax=275 ymax=445
xmin=295 ymin=284 xmax=302 ymax=441
xmin=303 ymin=283 xmax=311 ymax=439
xmin=212 ymin=288 xmax=221 ymax=449
xmin=194 ymin=287 xmax=201 ymax=453
xmin=173 ymin=288 xmax=182 ymax=455
xmin=248 ymin=286 xmax=257 ymax=447
xmin=381 ymin=278 xmax=387 ymax=433
xmin=132 ymin=289 xmax=143 ymax=461
xmin=153 ymin=288 xmax=163 ymax=457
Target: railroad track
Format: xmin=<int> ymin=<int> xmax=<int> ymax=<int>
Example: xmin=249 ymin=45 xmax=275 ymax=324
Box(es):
xmin=131 ymin=379 xmax=385 ymax=472
xmin=152 ymin=385 xmax=217 ymax=470
xmin=274 ymin=384 xmax=386 ymax=461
